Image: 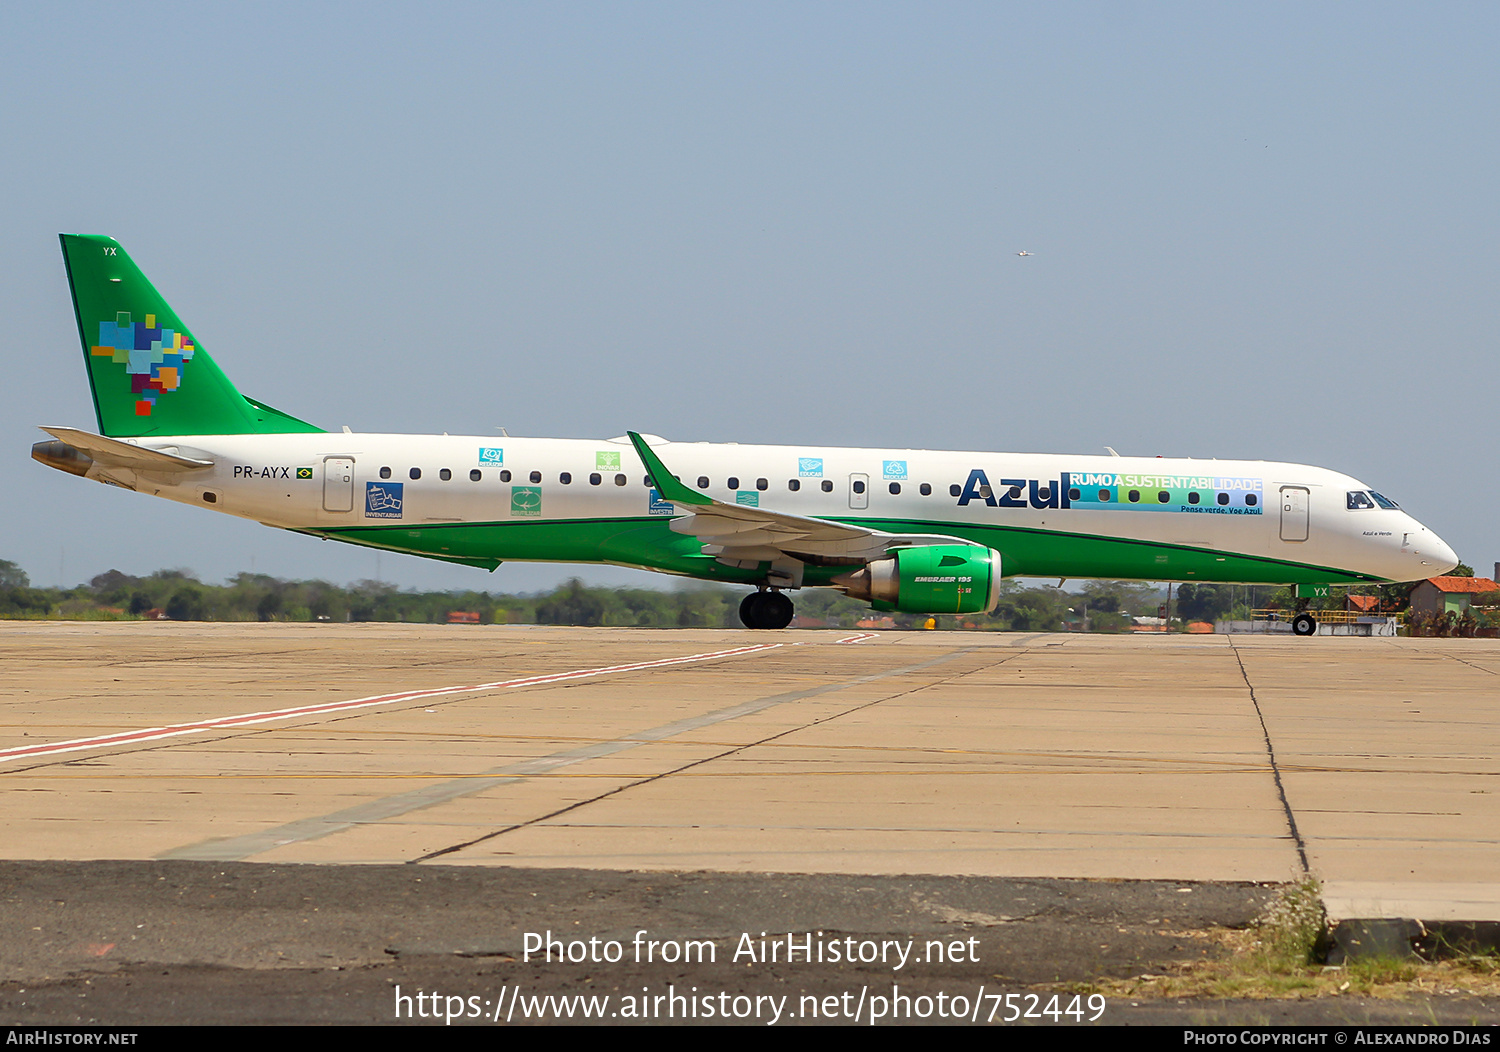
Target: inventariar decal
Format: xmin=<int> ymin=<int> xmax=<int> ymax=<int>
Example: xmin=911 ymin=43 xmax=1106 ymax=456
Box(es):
xmin=365 ymin=482 xmax=404 ymax=519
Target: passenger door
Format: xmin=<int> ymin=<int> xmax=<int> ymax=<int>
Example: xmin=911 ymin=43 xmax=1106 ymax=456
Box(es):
xmin=323 ymin=457 xmax=355 ymax=512
xmin=1279 ymin=486 xmax=1309 ymax=542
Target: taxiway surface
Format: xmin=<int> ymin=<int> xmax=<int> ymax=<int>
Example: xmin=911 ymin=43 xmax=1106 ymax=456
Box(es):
xmin=6 ymin=622 xmax=1500 ymax=1024
xmin=3 ymin=621 xmax=1497 ymax=922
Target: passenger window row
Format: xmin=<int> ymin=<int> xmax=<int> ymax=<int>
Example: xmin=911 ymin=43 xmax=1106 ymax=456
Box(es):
xmin=1086 ymin=488 xmax=1258 ymax=507
xmin=376 ymin=466 xmax=632 ymax=486
xmin=683 ymin=477 xmax=942 ymax=496
xmin=366 ymin=467 xmax=947 ymax=498
xmin=370 ymin=464 xmax=1263 ymax=512
xmin=695 ymin=476 xmax=773 ymax=491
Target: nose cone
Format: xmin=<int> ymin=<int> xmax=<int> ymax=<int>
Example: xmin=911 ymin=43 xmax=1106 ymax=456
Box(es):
xmin=1424 ymin=531 xmax=1460 ymax=576
xmin=1407 ymin=519 xmax=1459 ymax=578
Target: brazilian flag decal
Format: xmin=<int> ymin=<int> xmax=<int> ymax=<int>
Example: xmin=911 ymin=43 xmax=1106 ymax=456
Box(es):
xmin=296 ymin=467 xmax=313 ymax=480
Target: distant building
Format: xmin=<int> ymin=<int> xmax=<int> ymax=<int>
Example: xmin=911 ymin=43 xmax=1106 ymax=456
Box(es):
xmin=1409 ymin=576 xmax=1500 ymax=618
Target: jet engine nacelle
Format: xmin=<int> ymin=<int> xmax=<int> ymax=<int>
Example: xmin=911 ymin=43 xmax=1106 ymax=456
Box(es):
xmin=834 ymin=544 xmax=1002 ymax=614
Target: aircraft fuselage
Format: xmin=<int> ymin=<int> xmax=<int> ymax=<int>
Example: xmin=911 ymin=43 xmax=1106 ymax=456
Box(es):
xmin=62 ymin=431 xmax=1455 ymax=589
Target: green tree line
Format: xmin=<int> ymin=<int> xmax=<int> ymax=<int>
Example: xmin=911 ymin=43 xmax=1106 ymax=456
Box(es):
xmin=16 ymin=558 xmax=1451 ymax=631
xmin=0 ymin=558 xmax=1180 ymax=631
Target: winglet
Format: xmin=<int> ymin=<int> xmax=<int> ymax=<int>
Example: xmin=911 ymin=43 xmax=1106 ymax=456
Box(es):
xmin=626 ymin=431 xmax=712 ymax=507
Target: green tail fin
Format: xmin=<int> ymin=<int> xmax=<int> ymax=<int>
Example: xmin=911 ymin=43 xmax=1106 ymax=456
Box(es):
xmin=58 ymin=234 xmax=323 ymax=437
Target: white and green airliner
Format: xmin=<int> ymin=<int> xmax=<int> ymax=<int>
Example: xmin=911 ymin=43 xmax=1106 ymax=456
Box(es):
xmin=34 ymin=235 xmax=1457 ymax=631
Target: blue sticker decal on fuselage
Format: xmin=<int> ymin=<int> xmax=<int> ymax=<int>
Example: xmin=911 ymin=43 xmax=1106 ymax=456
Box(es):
xmin=366 ymin=482 xmax=404 ymax=519
xmin=648 ymin=488 xmax=674 ymax=515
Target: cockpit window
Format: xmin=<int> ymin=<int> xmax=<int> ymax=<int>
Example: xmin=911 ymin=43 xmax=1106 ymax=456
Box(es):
xmin=1369 ymin=491 xmax=1400 ymax=510
xmin=1346 ymin=491 xmax=1374 ymax=510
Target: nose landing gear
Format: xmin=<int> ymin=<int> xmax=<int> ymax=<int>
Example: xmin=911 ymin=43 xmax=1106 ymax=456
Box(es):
xmin=739 ymin=590 xmax=794 ymax=630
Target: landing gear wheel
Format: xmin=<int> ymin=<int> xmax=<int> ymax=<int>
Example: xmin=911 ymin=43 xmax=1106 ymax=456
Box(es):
xmin=739 ymin=591 xmax=795 ymax=630
xmin=1292 ymin=612 xmax=1317 ymax=637
xmin=738 ymin=593 xmax=762 ymax=629
xmin=761 ymin=591 xmax=794 ymax=629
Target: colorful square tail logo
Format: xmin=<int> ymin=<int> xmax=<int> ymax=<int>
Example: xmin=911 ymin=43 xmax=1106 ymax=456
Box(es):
xmin=365 ymin=482 xmax=403 ymax=519
xmin=478 ymin=447 xmax=504 ymax=466
xmin=798 ymin=457 xmax=824 ymax=477
xmin=882 ymin=460 xmax=908 ymax=480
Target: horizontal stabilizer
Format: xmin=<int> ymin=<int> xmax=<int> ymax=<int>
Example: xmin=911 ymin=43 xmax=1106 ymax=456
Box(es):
xmin=38 ymin=426 xmax=213 ymax=472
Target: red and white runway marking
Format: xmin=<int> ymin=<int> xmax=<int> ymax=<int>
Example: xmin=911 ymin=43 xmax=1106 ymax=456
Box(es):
xmin=834 ymin=633 xmax=878 ymax=644
xmin=0 ymin=642 xmax=782 ymax=765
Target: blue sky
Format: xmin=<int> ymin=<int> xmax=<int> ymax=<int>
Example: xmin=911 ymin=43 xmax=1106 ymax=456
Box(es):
xmin=4 ymin=3 xmax=1497 ymax=591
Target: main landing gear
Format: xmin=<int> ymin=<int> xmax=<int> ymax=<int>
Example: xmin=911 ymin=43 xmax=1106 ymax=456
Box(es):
xmin=740 ymin=590 xmax=794 ymax=630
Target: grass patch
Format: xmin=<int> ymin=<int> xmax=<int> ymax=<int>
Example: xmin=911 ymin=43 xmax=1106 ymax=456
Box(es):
xmin=1066 ymin=879 xmax=1500 ymax=1002
xmin=1253 ymin=876 xmax=1325 ymax=971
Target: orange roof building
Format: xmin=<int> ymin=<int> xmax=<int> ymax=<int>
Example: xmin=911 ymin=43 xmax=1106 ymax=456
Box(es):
xmin=1410 ymin=576 xmax=1500 ymax=617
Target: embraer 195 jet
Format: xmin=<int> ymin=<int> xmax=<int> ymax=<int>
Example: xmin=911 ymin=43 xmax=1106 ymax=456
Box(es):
xmin=33 ymin=236 xmax=1458 ymax=632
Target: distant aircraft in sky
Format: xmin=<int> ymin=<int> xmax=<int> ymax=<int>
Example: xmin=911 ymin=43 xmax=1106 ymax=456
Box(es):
xmin=33 ymin=236 xmax=1457 ymax=632
xmin=1016 ymin=250 xmax=1032 ymax=256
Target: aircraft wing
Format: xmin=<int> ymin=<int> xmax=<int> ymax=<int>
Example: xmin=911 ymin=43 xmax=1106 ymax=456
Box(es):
xmin=39 ymin=427 xmax=214 ymax=472
xmin=626 ymin=432 xmax=967 ymax=563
